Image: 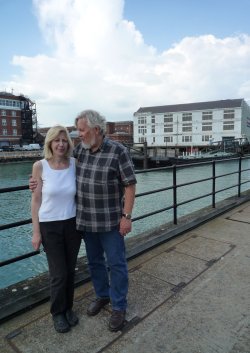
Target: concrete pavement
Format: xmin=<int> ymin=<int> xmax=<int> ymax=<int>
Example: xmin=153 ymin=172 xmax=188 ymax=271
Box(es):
xmin=1 ymin=200 xmax=250 ymax=353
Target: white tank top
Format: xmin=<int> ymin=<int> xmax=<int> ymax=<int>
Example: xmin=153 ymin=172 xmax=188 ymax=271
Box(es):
xmin=38 ymin=157 xmax=76 ymax=222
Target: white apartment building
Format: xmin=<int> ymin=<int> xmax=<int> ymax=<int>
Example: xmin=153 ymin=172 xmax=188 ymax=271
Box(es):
xmin=133 ymin=99 xmax=250 ymax=148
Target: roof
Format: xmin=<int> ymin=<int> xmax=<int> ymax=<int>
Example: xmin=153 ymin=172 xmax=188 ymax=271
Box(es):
xmin=0 ymin=92 xmax=33 ymax=102
xmin=0 ymin=92 xmax=17 ymax=98
xmin=134 ymin=99 xmax=244 ymax=115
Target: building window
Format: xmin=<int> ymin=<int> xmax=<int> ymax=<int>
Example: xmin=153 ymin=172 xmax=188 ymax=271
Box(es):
xmin=164 ymin=114 xmax=173 ymax=123
xmin=202 ymin=135 xmax=212 ymax=142
xmin=151 ymin=126 xmax=155 ymax=133
xmin=2 ymin=118 xmax=7 ymax=126
xmin=182 ymin=123 xmax=192 ymax=132
xmin=164 ymin=113 xmax=173 ymax=134
xmin=138 ymin=117 xmax=146 ymax=124
xmin=12 ymin=119 xmax=17 ymax=126
xmin=223 ymin=109 xmax=234 ymax=130
xmin=152 ymin=137 xmax=155 ymax=143
xmin=223 ymin=109 xmax=235 ymax=119
xmin=151 ymin=115 xmax=155 ymax=124
xmin=164 ymin=126 xmax=173 ymax=133
xmin=202 ymin=111 xmax=213 ymax=120
xmin=223 ymin=124 xmax=234 ymax=130
xmin=202 ymin=111 xmax=212 ymax=131
xmin=1 ymin=110 xmax=6 ymax=116
xmin=12 ymin=100 xmax=20 ymax=108
xmin=13 ymin=129 xmax=17 ymax=135
xmin=2 ymin=129 xmax=7 ymax=135
xmin=164 ymin=136 xmax=173 ymax=143
xmin=202 ymin=123 xmax=212 ymax=131
xmin=11 ymin=111 xmax=16 ymax=117
xmin=182 ymin=135 xmax=192 ymax=142
xmin=182 ymin=113 xmax=192 ymax=121
xmin=139 ymin=137 xmax=146 ymax=143
xmin=182 ymin=113 xmax=192 ymax=132
xmin=138 ymin=127 xmax=147 ymax=135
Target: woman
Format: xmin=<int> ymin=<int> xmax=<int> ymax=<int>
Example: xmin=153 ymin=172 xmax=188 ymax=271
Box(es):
xmin=31 ymin=125 xmax=82 ymax=333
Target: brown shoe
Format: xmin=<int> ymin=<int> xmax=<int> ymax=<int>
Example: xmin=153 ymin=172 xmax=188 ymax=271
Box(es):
xmin=87 ymin=297 xmax=110 ymax=316
xmin=108 ymin=310 xmax=126 ymax=332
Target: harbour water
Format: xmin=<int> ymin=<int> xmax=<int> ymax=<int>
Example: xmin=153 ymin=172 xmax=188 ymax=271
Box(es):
xmin=1 ymin=159 xmax=250 ymax=289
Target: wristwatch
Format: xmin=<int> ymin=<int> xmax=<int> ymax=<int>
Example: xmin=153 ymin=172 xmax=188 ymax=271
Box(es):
xmin=122 ymin=213 xmax=132 ymax=220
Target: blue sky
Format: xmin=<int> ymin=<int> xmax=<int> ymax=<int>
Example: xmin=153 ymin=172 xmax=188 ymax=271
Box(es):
xmin=125 ymin=0 xmax=250 ymax=50
xmin=1 ymin=0 xmax=250 ymax=126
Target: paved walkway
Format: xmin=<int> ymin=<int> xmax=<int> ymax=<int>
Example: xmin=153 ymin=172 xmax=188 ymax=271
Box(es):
xmin=1 ymin=201 xmax=250 ymax=353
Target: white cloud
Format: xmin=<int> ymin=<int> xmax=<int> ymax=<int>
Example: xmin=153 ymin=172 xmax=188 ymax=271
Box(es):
xmin=2 ymin=0 xmax=250 ymax=127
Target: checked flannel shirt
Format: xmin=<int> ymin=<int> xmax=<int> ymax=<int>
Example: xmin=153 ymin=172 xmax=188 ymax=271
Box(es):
xmin=73 ymin=137 xmax=137 ymax=232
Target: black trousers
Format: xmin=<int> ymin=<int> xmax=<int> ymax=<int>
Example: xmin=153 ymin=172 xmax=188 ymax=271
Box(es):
xmin=40 ymin=217 xmax=82 ymax=315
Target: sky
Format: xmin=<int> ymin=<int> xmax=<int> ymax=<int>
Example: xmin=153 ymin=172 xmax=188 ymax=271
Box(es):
xmin=1 ymin=0 xmax=250 ymax=127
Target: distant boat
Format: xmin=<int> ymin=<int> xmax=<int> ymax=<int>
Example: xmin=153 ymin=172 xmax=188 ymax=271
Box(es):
xmin=168 ymin=151 xmax=239 ymax=165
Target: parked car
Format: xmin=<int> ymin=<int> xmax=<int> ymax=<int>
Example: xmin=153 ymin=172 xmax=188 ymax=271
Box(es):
xmin=12 ymin=145 xmax=23 ymax=151
xmin=22 ymin=144 xmax=41 ymax=151
xmin=2 ymin=146 xmax=14 ymax=151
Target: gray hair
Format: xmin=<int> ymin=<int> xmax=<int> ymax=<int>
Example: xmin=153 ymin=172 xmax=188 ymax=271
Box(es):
xmin=75 ymin=109 xmax=106 ymax=135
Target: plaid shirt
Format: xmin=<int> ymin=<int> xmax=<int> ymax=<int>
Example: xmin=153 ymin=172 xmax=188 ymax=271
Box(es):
xmin=73 ymin=137 xmax=137 ymax=232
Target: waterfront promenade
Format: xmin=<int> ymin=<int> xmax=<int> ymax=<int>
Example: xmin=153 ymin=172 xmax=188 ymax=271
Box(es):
xmin=1 ymin=199 xmax=250 ymax=353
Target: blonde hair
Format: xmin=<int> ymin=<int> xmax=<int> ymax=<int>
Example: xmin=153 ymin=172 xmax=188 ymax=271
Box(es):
xmin=43 ymin=125 xmax=73 ymax=159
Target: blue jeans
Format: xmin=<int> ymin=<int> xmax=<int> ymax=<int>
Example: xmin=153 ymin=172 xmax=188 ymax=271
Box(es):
xmin=83 ymin=228 xmax=128 ymax=311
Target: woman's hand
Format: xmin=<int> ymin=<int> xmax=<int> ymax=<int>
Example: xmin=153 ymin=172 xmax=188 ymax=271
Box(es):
xmin=32 ymin=232 xmax=42 ymax=251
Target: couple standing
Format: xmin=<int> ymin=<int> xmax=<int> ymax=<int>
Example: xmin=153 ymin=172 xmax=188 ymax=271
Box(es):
xmin=31 ymin=110 xmax=136 ymax=333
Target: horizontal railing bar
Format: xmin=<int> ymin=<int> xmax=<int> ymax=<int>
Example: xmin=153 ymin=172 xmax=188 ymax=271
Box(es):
xmin=0 ymin=219 xmax=32 ymax=231
xmin=0 ymin=185 xmax=29 ymax=193
xmin=214 ymin=183 xmax=239 ymax=194
xmin=241 ymin=180 xmax=250 ymax=185
xmin=132 ymin=205 xmax=173 ymax=222
xmin=215 ymin=171 xmax=243 ymax=179
xmin=0 ymin=250 xmax=41 ymax=267
xmin=136 ymin=186 xmax=172 ymax=198
xmin=175 ymin=177 xmax=213 ymax=189
xmin=176 ymin=192 xmax=213 ymax=207
xmin=135 ymin=166 xmax=172 ymax=174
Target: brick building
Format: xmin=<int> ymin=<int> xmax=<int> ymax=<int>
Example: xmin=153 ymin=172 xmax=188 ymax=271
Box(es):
xmin=106 ymin=121 xmax=133 ymax=144
xmin=39 ymin=121 xmax=134 ymax=146
xmin=0 ymin=91 xmax=37 ymax=147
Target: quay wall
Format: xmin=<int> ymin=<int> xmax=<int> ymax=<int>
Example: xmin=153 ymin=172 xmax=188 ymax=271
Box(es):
xmin=0 ymin=151 xmax=42 ymax=163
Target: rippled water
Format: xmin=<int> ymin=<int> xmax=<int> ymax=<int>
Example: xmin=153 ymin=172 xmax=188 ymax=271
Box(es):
xmin=0 ymin=159 xmax=250 ymax=288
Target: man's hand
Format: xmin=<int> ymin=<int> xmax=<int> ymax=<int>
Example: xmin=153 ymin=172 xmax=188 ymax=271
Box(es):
xmin=119 ymin=217 xmax=132 ymax=236
xmin=29 ymin=176 xmax=38 ymax=192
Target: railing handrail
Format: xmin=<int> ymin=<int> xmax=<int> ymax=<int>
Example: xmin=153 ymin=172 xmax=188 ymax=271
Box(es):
xmin=1 ymin=155 xmax=250 ymax=268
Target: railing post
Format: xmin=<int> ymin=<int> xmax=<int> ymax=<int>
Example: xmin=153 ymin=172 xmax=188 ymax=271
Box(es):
xmin=212 ymin=161 xmax=216 ymax=208
xmin=173 ymin=165 xmax=177 ymax=224
xmin=143 ymin=141 xmax=148 ymax=169
xmin=238 ymin=156 xmax=242 ymax=197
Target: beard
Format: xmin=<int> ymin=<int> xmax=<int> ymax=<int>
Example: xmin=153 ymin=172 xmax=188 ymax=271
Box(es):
xmin=81 ymin=141 xmax=91 ymax=149
xmin=81 ymin=136 xmax=96 ymax=150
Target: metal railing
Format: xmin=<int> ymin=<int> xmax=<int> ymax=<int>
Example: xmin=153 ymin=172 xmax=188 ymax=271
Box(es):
xmin=1 ymin=155 xmax=250 ymax=269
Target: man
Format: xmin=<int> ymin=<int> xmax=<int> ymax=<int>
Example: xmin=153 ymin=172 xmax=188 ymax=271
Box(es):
xmin=75 ymin=110 xmax=136 ymax=331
